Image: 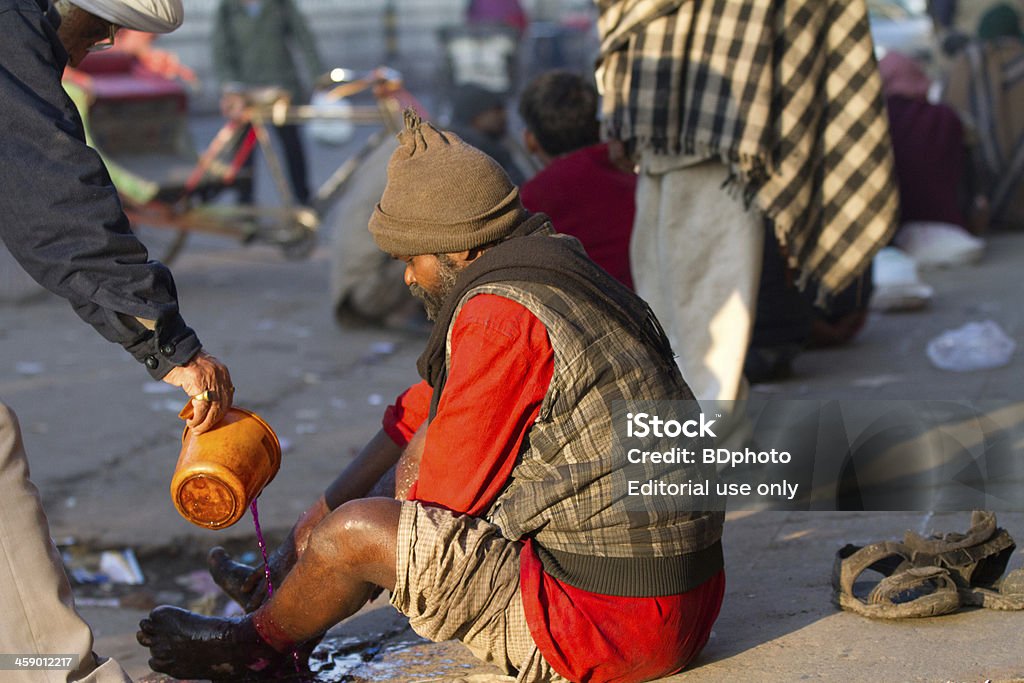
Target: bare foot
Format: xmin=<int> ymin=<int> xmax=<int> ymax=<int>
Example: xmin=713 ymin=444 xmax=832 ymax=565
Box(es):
xmin=207 ymin=546 xmax=262 ymax=608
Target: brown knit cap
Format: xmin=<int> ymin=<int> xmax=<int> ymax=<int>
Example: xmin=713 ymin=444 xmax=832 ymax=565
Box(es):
xmin=368 ymin=109 xmax=527 ymax=256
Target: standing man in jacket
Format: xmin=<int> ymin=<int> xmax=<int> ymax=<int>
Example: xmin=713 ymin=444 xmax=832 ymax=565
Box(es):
xmin=1 ymin=0 xmax=233 ymax=679
xmin=212 ymin=0 xmax=324 ymax=205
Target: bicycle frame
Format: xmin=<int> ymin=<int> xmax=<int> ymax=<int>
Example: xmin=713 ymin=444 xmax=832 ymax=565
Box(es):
xmin=123 ymin=68 xmax=425 ymax=260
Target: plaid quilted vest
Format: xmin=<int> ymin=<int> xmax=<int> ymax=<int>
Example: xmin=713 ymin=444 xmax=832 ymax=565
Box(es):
xmin=443 ymin=280 xmax=724 ymax=596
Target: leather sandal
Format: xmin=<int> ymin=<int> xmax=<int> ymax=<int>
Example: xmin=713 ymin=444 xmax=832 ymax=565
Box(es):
xmin=959 ymin=568 xmax=1024 ymax=610
xmin=832 ymin=542 xmax=961 ymax=619
xmin=903 ymin=511 xmax=1022 ymax=610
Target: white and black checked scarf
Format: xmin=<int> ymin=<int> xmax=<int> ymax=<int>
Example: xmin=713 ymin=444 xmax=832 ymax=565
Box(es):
xmin=596 ymin=0 xmax=899 ymax=297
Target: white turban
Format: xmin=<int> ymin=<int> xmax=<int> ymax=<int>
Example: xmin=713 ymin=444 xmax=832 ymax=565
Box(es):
xmin=70 ymin=0 xmax=183 ymax=33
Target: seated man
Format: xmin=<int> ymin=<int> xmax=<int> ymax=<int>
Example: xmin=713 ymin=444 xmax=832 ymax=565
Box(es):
xmin=519 ymin=70 xmax=636 ymax=290
xmin=137 ymin=112 xmax=725 ymax=683
xmin=329 ymin=137 xmax=421 ymax=329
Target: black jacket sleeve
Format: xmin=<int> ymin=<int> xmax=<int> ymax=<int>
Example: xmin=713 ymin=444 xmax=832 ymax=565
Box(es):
xmin=0 ymin=0 xmax=201 ymax=378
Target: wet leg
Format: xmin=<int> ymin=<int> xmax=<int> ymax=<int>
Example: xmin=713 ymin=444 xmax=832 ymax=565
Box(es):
xmin=138 ymin=498 xmax=401 ymax=680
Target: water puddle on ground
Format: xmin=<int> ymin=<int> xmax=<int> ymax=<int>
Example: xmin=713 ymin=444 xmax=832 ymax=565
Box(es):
xmin=305 ymin=635 xmax=382 ymax=681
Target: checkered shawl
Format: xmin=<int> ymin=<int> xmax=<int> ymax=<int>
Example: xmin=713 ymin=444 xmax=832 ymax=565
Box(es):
xmin=596 ymin=0 xmax=898 ymax=296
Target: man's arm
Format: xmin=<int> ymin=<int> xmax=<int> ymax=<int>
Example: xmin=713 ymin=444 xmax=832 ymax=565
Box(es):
xmin=0 ymin=9 xmax=231 ymax=430
xmin=283 ymin=426 xmax=407 ymax=559
xmin=413 ymin=294 xmax=554 ymax=516
xmin=211 ymin=0 xmax=241 ymax=86
xmin=283 ymin=0 xmax=324 ymax=82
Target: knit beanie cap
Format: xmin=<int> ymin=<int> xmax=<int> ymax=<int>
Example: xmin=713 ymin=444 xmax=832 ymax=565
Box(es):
xmin=977 ymin=3 xmax=1023 ymax=40
xmin=368 ymin=109 xmax=527 ymax=256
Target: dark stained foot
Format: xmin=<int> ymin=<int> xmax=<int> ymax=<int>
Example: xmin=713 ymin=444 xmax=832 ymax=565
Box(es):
xmin=137 ymin=605 xmax=289 ymax=680
xmin=207 ymin=546 xmax=261 ymax=609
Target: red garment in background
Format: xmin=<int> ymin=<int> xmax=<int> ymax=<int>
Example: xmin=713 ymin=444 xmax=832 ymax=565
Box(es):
xmin=886 ymin=95 xmax=968 ymax=227
xmin=383 ymin=294 xmax=724 ymax=682
xmin=520 ymin=143 xmax=636 ymax=291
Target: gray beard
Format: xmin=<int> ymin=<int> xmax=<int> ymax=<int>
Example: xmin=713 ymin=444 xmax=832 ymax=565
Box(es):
xmin=408 ymin=255 xmax=460 ymax=321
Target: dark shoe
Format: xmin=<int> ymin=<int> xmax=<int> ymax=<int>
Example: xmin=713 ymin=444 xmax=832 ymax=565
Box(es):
xmin=744 ymin=344 xmax=801 ymax=384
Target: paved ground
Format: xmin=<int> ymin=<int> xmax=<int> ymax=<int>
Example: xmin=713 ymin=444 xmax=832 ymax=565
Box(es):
xmin=2 ymin=117 xmax=1022 ymax=682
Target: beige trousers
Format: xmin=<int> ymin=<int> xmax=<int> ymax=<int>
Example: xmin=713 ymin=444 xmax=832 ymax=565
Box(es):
xmin=632 ymin=156 xmax=764 ymax=402
xmin=0 ymin=403 xmax=131 ymax=683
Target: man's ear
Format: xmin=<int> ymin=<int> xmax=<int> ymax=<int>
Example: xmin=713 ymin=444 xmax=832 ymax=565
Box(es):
xmin=450 ymin=249 xmax=475 ymax=265
xmin=524 ymin=130 xmax=542 ymax=156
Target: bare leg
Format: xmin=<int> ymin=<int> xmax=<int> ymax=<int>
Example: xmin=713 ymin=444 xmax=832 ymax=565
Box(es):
xmin=138 ymin=498 xmax=402 ymax=680
xmin=257 ymin=497 xmax=401 ymax=644
xmin=208 ymin=428 xmax=403 ymax=611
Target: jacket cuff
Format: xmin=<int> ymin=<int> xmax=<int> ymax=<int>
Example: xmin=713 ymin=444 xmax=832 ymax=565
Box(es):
xmin=124 ymin=314 xmax=202 ymax=380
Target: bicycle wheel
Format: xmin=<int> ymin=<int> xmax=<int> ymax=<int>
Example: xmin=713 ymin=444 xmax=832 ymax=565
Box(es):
xmin=131 ymin=222 xmax=189 ymax=266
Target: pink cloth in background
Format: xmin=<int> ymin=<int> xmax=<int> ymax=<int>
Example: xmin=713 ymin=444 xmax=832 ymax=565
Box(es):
xmin=879 ymin=51 xmax=931 ymax=100
xmin=466 ymin=0 xmax=528 ymax=35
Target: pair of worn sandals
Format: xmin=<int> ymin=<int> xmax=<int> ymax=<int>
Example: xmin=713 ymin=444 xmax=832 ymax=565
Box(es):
xmin=832 ymin=511 xmax=1024 ymax=618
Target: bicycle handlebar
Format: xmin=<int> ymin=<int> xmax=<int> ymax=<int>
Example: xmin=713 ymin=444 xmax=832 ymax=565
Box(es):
xmin=230 ymin=67 xmax=415 ymax=130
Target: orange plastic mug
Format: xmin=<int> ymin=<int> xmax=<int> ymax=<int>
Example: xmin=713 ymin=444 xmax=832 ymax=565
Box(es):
xmin=171 ymin=403 xmax=281 ymax=529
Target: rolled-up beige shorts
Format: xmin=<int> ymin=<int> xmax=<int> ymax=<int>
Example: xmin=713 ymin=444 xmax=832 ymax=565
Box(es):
xmin=390 ymin=501 xmax=569 ymax=682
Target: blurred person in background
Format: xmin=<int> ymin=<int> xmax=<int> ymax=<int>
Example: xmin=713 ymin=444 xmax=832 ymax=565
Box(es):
xmin=595 ymin=0 xmax=897 ymax=401
xmin=943 ymin=2 xmax=1024 ymax=229
xmin=880 ymin=51 xmax=987 ymax=265
xmin=448 ymin=83 xmax=528 ymax=185
xmin=518 ymin=70 xmax=635 ymax=290
xmin=212 ymin=0 xmax=323 ymax=205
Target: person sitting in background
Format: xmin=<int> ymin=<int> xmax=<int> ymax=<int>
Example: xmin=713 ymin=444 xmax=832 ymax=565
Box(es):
xmin=943 ymin=3 xmax=1024 ymax=230
xmin=448 ymin=83 xmax=527 ymax=185
xmin=518 ymin=70 xmax=635 ymax=290
xmin=880 ymin=51 xmax=986 ymax=266
xmin=882 ymin=52 xmax=971 ymax=229
xmin=329 ymin=138 xmax=425 ymax=330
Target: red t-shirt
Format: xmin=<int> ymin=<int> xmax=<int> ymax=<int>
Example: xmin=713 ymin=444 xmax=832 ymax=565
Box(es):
xmin=383 ymin=294 xmax=723 ymax=682
xmin=520 ymin=143 xmax=636 ymax=291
